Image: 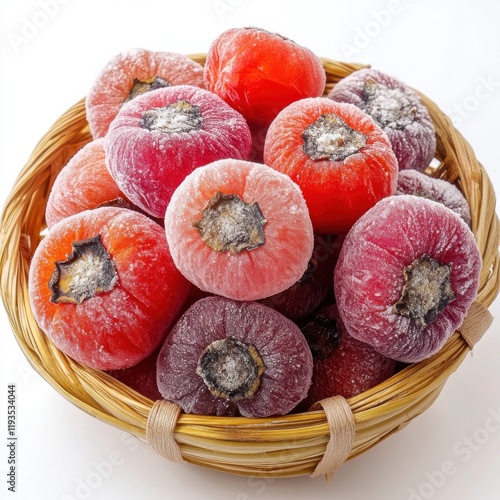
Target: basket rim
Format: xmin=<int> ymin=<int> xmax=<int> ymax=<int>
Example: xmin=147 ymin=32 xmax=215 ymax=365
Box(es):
xmin=1 ymin=54 xmax=499 ymax=478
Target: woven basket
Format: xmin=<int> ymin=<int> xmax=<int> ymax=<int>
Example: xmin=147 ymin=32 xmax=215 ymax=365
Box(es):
xmin=1 ymin=55 xmax=499 ymax=478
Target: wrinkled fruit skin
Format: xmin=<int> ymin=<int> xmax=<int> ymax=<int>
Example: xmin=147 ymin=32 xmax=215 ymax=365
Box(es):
xmin=156 ymin=296 xmax=313 ymax=417
xmin=264 ymin=98 xmax=398 ymax=234
xmin=28 ymin=207 xmax=191 ymax=370
xmin=396 ymin=168 xmax=471 ymax=227
xmin=334 ymin=195 xmax=481 ymax=363
xmin=86 ymin=48 xmax=205 ymax=138
xmin=204 ymin=27 xmax=326 ymax=127
xmin=302 ymin=305 xmax=396 ymax=407
xmin=328 ymin=68 xmax=436 ymax=172
xmin=164 ymin=159 xmax=314 ymax=301
xmin=105 ymin=85 xmax=252 ymax=218
xmin=45 ymin=138 xmax=135 ymax=229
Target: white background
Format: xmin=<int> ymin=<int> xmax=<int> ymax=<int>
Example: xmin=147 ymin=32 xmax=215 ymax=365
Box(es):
xmin=1 ymin=1 xmax=500 ymax=499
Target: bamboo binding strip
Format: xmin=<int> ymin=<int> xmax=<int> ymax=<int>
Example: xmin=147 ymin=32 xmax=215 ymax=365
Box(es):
xmin=0 ymin=55 xmax=499 ymax=478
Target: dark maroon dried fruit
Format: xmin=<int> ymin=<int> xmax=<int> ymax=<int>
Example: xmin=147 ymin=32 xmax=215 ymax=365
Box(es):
xmin=396 ymin=169 xmax=471 ymax=226
xmin=259 ymin=233 xmax=343 ymax=320
xmin=302 ymin=305 xmax=396 ymax=407
xmin=156 ymin=296 xmax=313 ymax=417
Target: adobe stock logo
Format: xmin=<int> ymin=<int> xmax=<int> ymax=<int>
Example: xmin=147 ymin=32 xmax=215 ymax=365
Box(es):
xmin=7 ymin=0 xmax=72 ymax=53
xmin=445 ymin=75 xmax=500 ymax=128
xmin=407 ymin=405 xmax=500 ymax=500
xmin=212 ymin=0 xmax=246 ymax=20
xmin=340 ymin=0 xmax=403 ymax=59
xmin=60 ymin=433 xmax=140 ymax=500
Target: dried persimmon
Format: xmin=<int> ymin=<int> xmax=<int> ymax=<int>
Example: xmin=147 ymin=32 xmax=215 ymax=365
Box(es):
xmin=264 ymin=98 xmax=398 ymax=234
xmin=29 ymin=207 xmax=191 ymax=370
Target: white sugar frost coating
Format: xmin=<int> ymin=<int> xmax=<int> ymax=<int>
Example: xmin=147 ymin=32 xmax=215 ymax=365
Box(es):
xmin=45 ymin=138 xmax=107 ymax=228
xmin=396 ymin=169 xmax=471 ymax=226
xmin=334 ymin=195 xmax=481 ymax=363
xmin=165 ymin=159 xmax=314 ymax=301
xmin=86 ymin=48 xmax=205 ymax=138
xmin=156 ymin=296 xmax=314 ymax=417
xmin=104 ymin=85 xmax=252 ymax=218
xmin=328 ymin=68 xmax=436 ymax=172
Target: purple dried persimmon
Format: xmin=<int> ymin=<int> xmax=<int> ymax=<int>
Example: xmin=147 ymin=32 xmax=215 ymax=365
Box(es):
xmin=28 ymin=207 xmax=191 ymax=371
xmin=334 ymin=195 xmax=481 ymax=363
xmin=156 ymin=296 xmax=313 ymax=417
xmin=86 ymin=48 xmax=205 ymax=138
xmin=328 ymin=68 xmax=436 ymax=172
xmin=396 ymin=169 xmax=471 ymax=226
xmin=105 ymin=85 xmax=252 ymax=218
xmin=204 ymin=27 xmax=326 ymax=127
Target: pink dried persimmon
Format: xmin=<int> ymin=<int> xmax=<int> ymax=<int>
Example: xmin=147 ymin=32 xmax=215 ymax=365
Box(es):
xmin=105 ymin=85 xmax=252 ymax=218
xmin=45 ymin=138 xmax=137 ymax=229
xmin=164 ymin=159 xmax=314 ymax=301
xmin=28 ymin=207 xmax=191 ymax=371
xmin=264 ymin=98 xmax=398 ymax=234
xmin=204 ymin=27 xmax=326 ymax=127
xmin=86 ymin=48 xmax=205 ymax=138
xmin=334 ymin=195 xmax=481 ymax=363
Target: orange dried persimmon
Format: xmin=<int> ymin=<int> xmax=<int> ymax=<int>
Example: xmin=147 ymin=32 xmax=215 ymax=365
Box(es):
xmin=28 ymin=207 xmax=191 ymax=370
xmin=264 ymin=98 xmax=398 ymax=234
xmin=45 ymin=139 xmax=132 ymax=228
xmin=204 ymin=27 xmax=326 ymax=127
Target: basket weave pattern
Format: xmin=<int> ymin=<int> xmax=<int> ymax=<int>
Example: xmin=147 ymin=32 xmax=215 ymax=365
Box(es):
xmin=1 ymin=55 xmax=499 ymax=477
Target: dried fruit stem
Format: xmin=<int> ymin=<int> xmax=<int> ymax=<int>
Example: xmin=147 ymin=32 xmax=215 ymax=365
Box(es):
xmin=301 ymin=314 xmax=341 ymax=359
xmin=361 ymin=79 xmax=417 ymax=129
xmin=49 ymin=234 xmax=118 ymax=304
xmin=141 ymin=99 xmax=203 ymax=133
xmin=125 ymin=76 xmax=171 ymax=103
xmin=193 ymin=191 xmax=267 ymax=254
xmin=302 ymin=113 xmax=367 ymax=161
xmin=196 ymin=337 xmax=265 ymax=401
xmin=394 ymin=254 xmax=455 ymax=329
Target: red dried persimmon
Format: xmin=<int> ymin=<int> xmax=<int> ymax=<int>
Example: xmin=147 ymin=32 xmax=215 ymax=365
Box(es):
xmin=334 ymin=196 xmax=481 ymax=363
xmin=264 ymin=98 xmax=398 ymax=234
xmin=301 ymin=305 xmax=396 ymax=405
xmin=204 ymin=27 xmax=326 ymax=127
xmin=86 ymin=48 xmax=205 ymax=138
xmin=28 ymin=207 xmax=191 ymax=370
